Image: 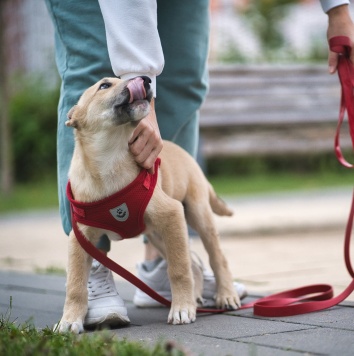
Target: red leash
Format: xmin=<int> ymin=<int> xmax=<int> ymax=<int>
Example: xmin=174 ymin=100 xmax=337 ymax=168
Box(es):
xmin=73 ymin=36 xmax=354 ymax=317
xmin=238 ymin=35 xmax=354 ymax=317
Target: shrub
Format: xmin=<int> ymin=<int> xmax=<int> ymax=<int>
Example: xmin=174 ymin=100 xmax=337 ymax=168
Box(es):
xmin=9 ymin=76 xmax=59 ymax=182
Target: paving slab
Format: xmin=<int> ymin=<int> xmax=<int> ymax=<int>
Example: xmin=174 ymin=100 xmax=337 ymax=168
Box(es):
xmin=168 ymin=313 xmax=316 ymax=340
xmin=1 ymin=271 xmax=354 ymax=356
xmin=112 ymin=323 xmax=305 ymax=356
xmin=238 ymin=327 xmax=354 ymax=356
xmin=0 ymin=271 xmax=65 ymax=328
xmin=234 ymin=306 xmax=354 ymax=331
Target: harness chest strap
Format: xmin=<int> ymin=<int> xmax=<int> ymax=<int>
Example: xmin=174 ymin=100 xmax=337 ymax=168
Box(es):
xmin=67 ymin=158 xmax=161 ymax=239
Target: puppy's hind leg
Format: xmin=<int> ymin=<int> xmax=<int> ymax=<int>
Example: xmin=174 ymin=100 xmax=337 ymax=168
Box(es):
xmin=57 ymin=230 xmax=93 ymax=333
xmin=186 ymin=202 xmax=240 ymax=310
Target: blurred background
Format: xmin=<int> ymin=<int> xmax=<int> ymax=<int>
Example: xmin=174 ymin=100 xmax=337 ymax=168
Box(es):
xmin=1 ymin=0 xmax=353 ymax=210
xmin=1 ymin=0 xmax=354 ymax=298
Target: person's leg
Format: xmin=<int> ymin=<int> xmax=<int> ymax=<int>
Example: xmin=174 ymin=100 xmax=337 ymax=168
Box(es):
xmin=155 ymin=0 xmax=209 ymax=157
xmin=45 ymin=0 xmax=114 ymax=237
xmin=45 ymin=0 xmax=128 ymax=326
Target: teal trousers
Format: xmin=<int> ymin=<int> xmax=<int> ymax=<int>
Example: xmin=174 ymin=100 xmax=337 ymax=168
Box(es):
xmin=45 ymin=0 xmax=210 ymax=250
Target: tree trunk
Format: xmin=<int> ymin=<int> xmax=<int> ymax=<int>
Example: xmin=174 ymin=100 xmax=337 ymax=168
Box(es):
xmin=0 ymin=0 xmax=13 ymax=196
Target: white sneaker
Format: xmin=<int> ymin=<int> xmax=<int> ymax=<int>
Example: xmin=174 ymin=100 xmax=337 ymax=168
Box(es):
xmin=84 ymin=260 xmax=130 ymax=327
xmin=133 ymin=255 xmax=247 ymax=308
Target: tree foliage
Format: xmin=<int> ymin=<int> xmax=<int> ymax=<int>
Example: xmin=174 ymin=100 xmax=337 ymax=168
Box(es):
xmin=242 ymin=0 xmax=299 ymax=59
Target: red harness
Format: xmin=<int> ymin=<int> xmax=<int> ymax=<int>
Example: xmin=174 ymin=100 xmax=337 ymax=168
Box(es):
xmin=67 ymin=158 xmax=161 ymax=239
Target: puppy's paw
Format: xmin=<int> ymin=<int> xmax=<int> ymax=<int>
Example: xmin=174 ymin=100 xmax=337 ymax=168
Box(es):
xmin=215 ymin=292 xmax=241 ymax=310
xmin=196 ymin=296 xmax=207 ymax=308
xmin=167 ymin=304 xmax=196 ymax=325
xmin=54 ymin=319 xmax=84 ymax=334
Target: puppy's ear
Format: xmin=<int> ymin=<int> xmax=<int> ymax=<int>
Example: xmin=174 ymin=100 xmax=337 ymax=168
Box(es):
xmin=65 ymin=105 xmax=78 ymax=128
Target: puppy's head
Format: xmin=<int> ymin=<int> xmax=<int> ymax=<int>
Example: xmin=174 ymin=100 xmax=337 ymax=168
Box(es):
xmin=65 ymin=76 xmax=153 ymax=131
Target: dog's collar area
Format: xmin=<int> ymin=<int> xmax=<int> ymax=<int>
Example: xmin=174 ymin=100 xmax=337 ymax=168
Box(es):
xmin=67 ymin=158 xmax=161 ymax=240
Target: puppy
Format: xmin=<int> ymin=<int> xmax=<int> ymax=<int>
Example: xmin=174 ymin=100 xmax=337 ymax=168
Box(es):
xmin=58 ymin=76 xmax=240 ymax=333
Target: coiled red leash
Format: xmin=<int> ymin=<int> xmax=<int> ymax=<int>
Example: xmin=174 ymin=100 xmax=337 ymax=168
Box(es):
xmin=73 ymin=36 xmax=354 ymax=317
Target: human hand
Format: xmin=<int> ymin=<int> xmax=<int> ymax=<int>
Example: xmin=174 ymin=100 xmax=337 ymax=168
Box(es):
xmin=327 ymin=5 xmax=354 ymax=73
xmin=128 ymin=98 xmax=163 ymax=174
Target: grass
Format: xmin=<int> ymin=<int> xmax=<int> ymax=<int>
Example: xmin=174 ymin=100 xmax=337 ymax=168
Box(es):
xmin=0 ymin=178 xmax=58 ymax=213
xmin=0 ymin=169 xmax=353 ymax=214
xmin=209 ymin=170 xmax=354 ymax=197
xmin=34 ymin=266 xmax=66 ymax=276
xmin=0 ymin=300 xmax=186 ymax=356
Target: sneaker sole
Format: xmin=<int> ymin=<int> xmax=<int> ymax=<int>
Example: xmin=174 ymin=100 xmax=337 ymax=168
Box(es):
xmin=84 ymin=312 xmax=130 ymax=328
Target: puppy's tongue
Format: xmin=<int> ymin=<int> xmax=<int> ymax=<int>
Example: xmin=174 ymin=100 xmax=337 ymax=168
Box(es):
xmin=127 ymin=77 xmax=146 ymax=103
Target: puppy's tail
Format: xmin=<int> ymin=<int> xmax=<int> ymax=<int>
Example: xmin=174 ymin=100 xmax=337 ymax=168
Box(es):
xmin=208 ymin=183 xmax=233 ymax=216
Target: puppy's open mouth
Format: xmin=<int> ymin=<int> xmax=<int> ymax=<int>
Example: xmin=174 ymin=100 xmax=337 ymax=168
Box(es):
xmin=115 ymin=76 xmax=152 ymax=111
xmin=113 ymin=76 xmax=152 ymax=125
xmin=127 ymin=77 xmax=147 ymax=102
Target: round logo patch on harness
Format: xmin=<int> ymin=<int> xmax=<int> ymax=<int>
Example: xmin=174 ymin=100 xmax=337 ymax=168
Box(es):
xmin=110 ymin=203 xmax=129 ymax=222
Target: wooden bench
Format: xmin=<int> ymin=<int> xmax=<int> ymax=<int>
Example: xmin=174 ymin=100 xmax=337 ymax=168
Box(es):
xmin=199 ymin=64 xmax=350 ymax=158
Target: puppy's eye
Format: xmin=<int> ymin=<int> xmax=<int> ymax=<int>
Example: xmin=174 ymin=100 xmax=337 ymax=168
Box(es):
xmin=98 ymin=83 xmax=111 ymax=90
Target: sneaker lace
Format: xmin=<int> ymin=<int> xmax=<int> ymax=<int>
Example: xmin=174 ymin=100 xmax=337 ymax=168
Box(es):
xmin=87 ymin=263 xmax=115 ymax=298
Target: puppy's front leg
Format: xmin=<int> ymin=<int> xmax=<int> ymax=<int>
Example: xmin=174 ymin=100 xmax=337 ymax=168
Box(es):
xmin=148 ymin=196 xmax=196 ymax=325
xmin=56 ymin=230 xmax=92 ymax=333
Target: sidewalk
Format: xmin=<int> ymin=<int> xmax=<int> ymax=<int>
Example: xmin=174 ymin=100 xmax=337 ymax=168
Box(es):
xmin=1 ymin=271 xmax=354 ymax=355
xmin=1 ymin=187 xmax=354 ymax=355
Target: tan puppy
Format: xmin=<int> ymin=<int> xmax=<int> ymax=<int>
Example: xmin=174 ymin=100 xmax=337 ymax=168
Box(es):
xmin=58 ymin=76 xmax=240 ymax=333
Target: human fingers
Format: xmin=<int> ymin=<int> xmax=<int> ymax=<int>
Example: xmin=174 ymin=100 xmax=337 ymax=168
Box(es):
xmin=128 ymin=102 xmax=163 ymax=172
xmin=328 ymin=50 xmax=339 ymax=74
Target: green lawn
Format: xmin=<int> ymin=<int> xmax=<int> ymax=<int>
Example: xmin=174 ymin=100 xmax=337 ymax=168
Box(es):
xmin=0 ymin=170 xmax=352 ymax=214
xmin=0 ymin=179 xmax=58 ymax=213
xmin=209 ymin=170 xmax=353 ymax=197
